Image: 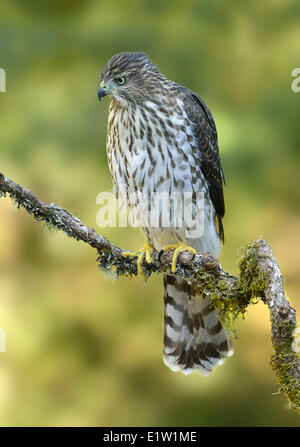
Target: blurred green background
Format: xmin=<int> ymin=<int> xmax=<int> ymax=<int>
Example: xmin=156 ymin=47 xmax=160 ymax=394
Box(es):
xmin=0 ymin=0 xmax=299 ymax=427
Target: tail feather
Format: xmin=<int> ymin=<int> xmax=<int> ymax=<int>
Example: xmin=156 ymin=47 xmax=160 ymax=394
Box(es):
xmin=163 ymin=274 xmax=233 ymax=375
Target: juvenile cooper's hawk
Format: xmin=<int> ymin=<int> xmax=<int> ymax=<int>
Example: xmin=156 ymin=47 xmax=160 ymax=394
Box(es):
xmin=98 ymin=52 xmax=233 ymax=375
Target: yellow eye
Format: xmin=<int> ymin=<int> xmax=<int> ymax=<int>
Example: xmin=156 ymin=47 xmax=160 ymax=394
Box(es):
xmin=116 ymin=76 xmax=126 ymax=85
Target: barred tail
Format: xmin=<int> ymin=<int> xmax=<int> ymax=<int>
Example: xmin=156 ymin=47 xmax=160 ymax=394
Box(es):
xmin=163 ymin=274 xmax=234 ymax=375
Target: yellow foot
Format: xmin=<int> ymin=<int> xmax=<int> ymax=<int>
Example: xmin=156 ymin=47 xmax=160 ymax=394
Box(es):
xmin=161 ymin=243 xmax=196 ymax=274
xmin=122 ymin=243 xmax=154 ymax=278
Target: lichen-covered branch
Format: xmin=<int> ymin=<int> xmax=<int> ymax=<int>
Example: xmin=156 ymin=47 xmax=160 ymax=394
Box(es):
xmin=0 ymin=173 xmax=224 ymax=278
xmin=254 ymin=242 xmax=300 ymax=412
xmin=0 ymin=172 xmax=299 ymax=412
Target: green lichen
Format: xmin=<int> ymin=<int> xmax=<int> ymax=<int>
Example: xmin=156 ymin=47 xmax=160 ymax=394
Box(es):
xmin=270 ymin=319 xmax=300 ymax=413
xmin=271 ymin=351 xmax=300 ymax=413
xmin=238 ymin=241 xmax=269 ymax=301
xmin=191 ymin=241 xmax=270 ymax=335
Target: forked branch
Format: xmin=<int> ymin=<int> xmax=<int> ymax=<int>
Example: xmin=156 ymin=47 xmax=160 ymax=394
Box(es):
xmin=0 ymin=172 xmax=299 ymax=412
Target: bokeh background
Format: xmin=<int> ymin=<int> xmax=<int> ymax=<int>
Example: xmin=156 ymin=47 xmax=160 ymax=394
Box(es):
xmin=0 ymin=0 xmax=299 ymax=427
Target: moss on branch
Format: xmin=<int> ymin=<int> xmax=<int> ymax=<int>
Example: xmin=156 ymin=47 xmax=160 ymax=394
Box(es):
xmin=0 ymin=172 xmax=299 ymax=413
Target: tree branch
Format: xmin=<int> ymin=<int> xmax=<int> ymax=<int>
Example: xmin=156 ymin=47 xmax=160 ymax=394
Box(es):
xmin=0 ymin=172 xmax=299 ymax=412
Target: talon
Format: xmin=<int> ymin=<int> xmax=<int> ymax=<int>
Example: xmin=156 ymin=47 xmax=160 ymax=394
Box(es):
xmin=161 ymin=243 xmax=196 ymax=274
xmin=122 ymin=243 xmax=154 ymax=278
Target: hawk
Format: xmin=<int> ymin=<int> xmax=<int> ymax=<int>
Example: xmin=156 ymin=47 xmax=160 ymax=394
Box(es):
xmin=98 ymin=52 xmax=233 ymax=375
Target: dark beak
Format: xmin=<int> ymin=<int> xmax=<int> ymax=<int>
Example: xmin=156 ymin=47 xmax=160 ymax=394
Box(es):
xmin=98 ymin=86 xmax=108 ymax=101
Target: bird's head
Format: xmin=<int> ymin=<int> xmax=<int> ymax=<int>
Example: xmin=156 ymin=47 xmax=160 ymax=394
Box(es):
xmin=98 ymin=52 xmax=164 ymax=106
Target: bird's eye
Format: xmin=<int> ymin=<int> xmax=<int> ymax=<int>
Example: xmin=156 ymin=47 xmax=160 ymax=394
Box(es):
xmin=115 ymin=76 xmax=126 ymax=86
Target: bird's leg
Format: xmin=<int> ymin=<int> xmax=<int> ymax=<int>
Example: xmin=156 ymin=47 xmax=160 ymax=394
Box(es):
xmin=161 ymin=243 xmax=196 ymax=274
xmin=122 ymin=242 xmax=154 ymax=278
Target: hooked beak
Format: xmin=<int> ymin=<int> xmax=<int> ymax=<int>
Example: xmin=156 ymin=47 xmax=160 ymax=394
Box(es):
xmin=98 ymin=81 xmax=109 ymax=101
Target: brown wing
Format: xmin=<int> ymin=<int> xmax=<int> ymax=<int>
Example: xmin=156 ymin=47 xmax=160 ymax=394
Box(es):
xmin=179 ymin=87 xmax=225 ymax=242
